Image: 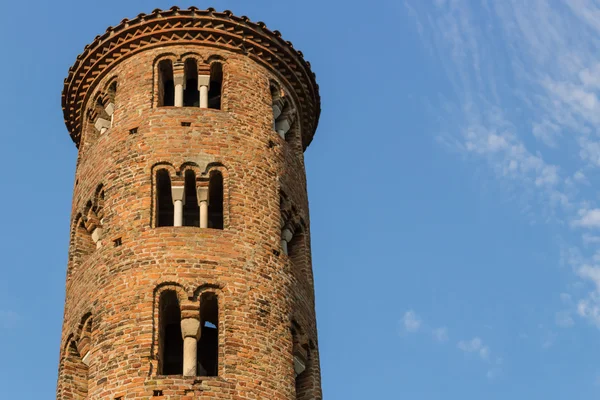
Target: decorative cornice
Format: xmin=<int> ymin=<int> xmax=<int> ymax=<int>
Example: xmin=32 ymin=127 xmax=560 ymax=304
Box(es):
xmin=62 ymin=7 xmax=321 ymax=149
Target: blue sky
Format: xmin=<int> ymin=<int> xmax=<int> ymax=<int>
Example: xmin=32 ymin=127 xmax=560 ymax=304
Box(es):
xmin=1 ymin=0 xmax=600 ymax=398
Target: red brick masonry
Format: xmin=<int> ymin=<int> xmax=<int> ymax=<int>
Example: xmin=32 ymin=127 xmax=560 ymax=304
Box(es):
xmin=57 ymin=7 xmax=322 ymax=400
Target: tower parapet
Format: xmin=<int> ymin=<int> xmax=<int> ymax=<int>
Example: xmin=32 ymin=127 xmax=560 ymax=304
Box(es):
xmin=58 ymin=7 xmax=322 ymax=399
xmin=62 ymin=6 xmax=320 ymax=149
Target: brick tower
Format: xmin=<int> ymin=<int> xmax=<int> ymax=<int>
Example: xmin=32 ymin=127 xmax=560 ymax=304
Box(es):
xmin=57 ymin=7 xmax=321 ymax=399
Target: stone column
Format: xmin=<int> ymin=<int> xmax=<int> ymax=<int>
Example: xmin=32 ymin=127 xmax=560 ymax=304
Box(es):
xmin=171 ymin=185 xmax=185 ymax=227
xmin=180 ymin=318 xmax=201 ymax=377
xmin=198 ymin=74 xmax=210 ymax=108
xmin=275 ymin=116 xmax=292 ymax=139
xmin=174 ymin=62 xmax=185 ymax=107
xmin=91 ymin=227 xmax=103 ymax=249
xmin=85 ymin=210 xmax=103 ymax=248
xmin=197 ymin=183 xmax=209 ymax=228
xmin=281 ymin=227 xmax=293 ymax=255
xmin=272 ymin=97 xmax=285 ymax=123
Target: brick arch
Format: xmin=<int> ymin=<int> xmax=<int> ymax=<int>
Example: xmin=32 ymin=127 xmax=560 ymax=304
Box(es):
xmin=57 ymin=323 xmax=91 ymax=400
xmin=76 ymin=313 xmax=94 ymax=366
xmin=204 ymin=164 xmax=229 ymax=229
xmin=57 ymin=339 xmax=88 ymax=399
xmin=153 ymin=281 xmax=190 ymax=303
xmin=152 ymin=54 xmax=178 ymax=108
xmin=151 ymin=162 xmax=178 ymax=178
xmin=152 ymin=53 xmax=178 ymax=68
xmin=151 ymin=163 xmax=178 ymax=228
xmin=192 ymin=283 xmax=224 ymax=377
xmin=103 ymin=75 xmax=119 ymax=93
xmin=180 ymin=52 xmax=204 ymax=63
xmin=192 ymin=282 xmax=225 ymax=301
xmin=152 ymin=282 xmax=189 ymax=375
xmin=68 ymin=212 xmax=94 ymax=279
xmin=206 ymin=54 xmax=227 ymax=63
xmin=178 ymin=162 xmax=203 ymax=177
xmin=92 ymin=183 xmax=105 ymax=213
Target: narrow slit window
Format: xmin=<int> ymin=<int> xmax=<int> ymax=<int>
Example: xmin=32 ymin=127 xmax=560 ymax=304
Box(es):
xmin=183 ymin=170 xmax=200 ymax=227
xmin=208 ymin=171 xmax=224 ymax=229
xmin=183 ymin=59 xmax=199 ymax=107
xmin=208 ymin=63 xmax=222 ymax=110
xmin=159 ymin=291 xmax=183 ymax=375
xmin=156 ymin=169 xmax=174 ymax=227
xmin=197 ymin=292 xmax=218 ymax=376
xmin=158 ymin=60 xmax=175 ymax=107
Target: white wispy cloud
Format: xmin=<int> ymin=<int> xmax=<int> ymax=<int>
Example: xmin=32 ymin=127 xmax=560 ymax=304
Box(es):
xmin=402 ymin=310 xmax=422 ymax=333
xmin=457 ymin=336 xmax=502 ymax=379
xmin=405 ymin=0 xmax=600 ymax=335
xmin=574 ymin=209 xmax=600 ymax=229
xmin=457 ymin=337 xmax=490 ymax=361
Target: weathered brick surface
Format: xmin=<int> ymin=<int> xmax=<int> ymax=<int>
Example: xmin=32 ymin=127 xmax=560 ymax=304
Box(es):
xmin=58 ymin=8 xmax=321 ymax=400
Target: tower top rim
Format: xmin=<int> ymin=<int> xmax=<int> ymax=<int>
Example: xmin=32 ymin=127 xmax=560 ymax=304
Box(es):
xmin=61 ymin=6 xmax=321 ymax=149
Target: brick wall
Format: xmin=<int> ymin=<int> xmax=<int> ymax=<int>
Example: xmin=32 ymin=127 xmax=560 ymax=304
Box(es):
xmin=57 ymin=36 xmax=322 ymax=400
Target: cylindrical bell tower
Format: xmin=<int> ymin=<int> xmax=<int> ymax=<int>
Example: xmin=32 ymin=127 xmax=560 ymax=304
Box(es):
xmin=57 ymin=7 xmax=321 ymax=399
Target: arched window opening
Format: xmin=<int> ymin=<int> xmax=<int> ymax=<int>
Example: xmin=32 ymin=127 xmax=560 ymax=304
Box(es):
xmin=208 ymin=171 xmax=224 ymax=229
xmin=292 ymin=326 xmax=310 ymax=400
xmin=288 ymin=230 xmax=306 ymax=276
xmin=276 ymin=103 xmax=297 ymax=141
xmin=92 ymin=95 xmax=111 ymax=135
xmin=158 ymin=60 xmax=175 ymax=107
xmin=108 ymin=81 xmax=117 ymax=99
xmin=197 ymin=292 xmax=218 ymax=376
xmin=73 ymin=215 xmax=95 ymax=265
xmin=156 ymin=169 xmax=174 ymax=227
xmin=208 ymin=63 xmax=222 ymax=110
xmin=60 ymin=341 xmax=89 ymax=399
xmin=159 ymin=291 xmax=183 ymax=375
xmin=183 ymin=170 xmax=200 ymax=227
xmin=183 ymin=59 xmax=199 ymax=107
xmin=106 ymin=82 xmax=117 ymax=125
xmin=78 ymin=317 xmax=93 ymax=366
xmin=271 ymin=82 xmax=284 ymax=129
xmin=87 ymin=187 xmax=105 ymax=248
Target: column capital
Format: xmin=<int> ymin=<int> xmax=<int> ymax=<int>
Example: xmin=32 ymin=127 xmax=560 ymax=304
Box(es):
xmin=173 ymin=62 xmax=185 ymax=86
xmin=91 ymin=227 xmax=104 ymax=248
xmin=94 ymin=117 xmax=111 ymax=133
xmin=272 ymin=97 xmax=286 ymax=120
xmin=105 ymin=102 xmax=115 ymax=117
xmin=171 ymin=185 xmax=185 ymax=203
xmin=180 ymin=317 xmax=201 ymax=340
xmin=281 ymin=227 xmax=293 ymax=242
xmin=196 ymin=181 xmax=209 ymax=204
xmin=293 ymin=353 xmax=307 ymax=376
xmin=198 ymin=74 xmax=211 ymax=89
